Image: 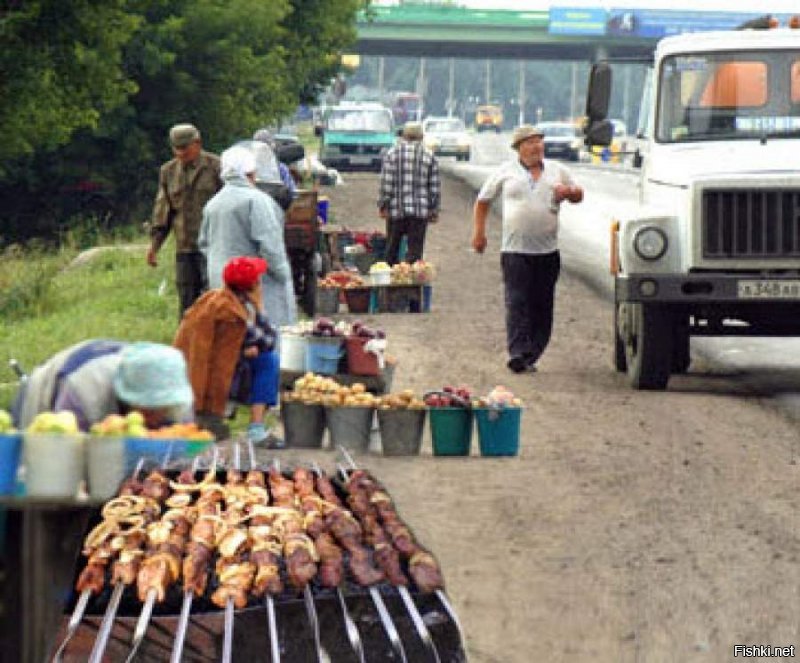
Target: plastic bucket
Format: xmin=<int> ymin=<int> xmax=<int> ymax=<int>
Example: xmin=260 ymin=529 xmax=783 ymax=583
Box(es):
xmin=429 ymin=408 xmax=473 ymax=456
xmin=24 ymin=433 xmax=86 ymax=497
xmin=280 ymin=333 xmax=308 ymax=372
xmin=317 ymin=197 xmax=330 ymax=223
xmin=475 ymin=407 xmax=522 ymax=457
xmin=316 ymin=288 xmax=340 ymax=315
xmin=377 ymin=409 xmax=426 ymax=456
xmin=370 ymin=270 xmax=391 ymax=286
xmin=422 ymin=285 xmax=433 ymax=312
xmin=305 ymin=337 xmax=344 ymax=375
xmin=124 ymin=437 xmax=189 ymax=474
xmin=344 ymin=287 xmax=372 ymax=314
xmin=346 ymin=336 xmax=380 ymax=377
xmin=325 ymin=406 xmax=374 ymax=452
xmin=281 ymin=401 xmax=325 ymax=448
xmin=0 ymin=433 xmax=22 ymax=495
xmin=86 ymin=436 xmax=126 ymax=500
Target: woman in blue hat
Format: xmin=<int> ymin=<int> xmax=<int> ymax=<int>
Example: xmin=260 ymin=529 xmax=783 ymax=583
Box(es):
xmin=15 ymin=340 xmax=195 ymax=433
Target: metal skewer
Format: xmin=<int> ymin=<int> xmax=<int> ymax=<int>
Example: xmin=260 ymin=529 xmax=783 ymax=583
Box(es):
xmin=53 ymin=458 xmax=149 ymax=663
xmin=87 ymin=582 xmax=125 ymax=663
xmin=265 ymin=593 xmax=280 ymax=663
xmin=125 ymin=447 xmax=193 ymax=662
xmin=337 ymin=462 xmax=408 ymax=663
xmin=124 ymin=587 xmax=156 ymax=663
xmin=221 ymin=442 xmax=243 ymax=663
xmin=310 ymin=462 xmax=365 ymax=663
xmin=303 ymin=585 xmax=327 ymax=663
xmin=169 ymin=455 xmax=208 ymax=663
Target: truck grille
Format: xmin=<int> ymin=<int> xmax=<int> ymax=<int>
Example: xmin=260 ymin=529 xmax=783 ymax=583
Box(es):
xmin=702 ymin=189 xmax=800 ymax=259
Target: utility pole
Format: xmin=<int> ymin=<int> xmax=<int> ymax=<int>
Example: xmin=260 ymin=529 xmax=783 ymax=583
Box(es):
xmin=518 ymin=61 xmax=526 ymax=126
xmin=570 ymin=62 xmax=578 ymax=120
xmin=447 ymin=58 xmax=455 ymax=118
xmin=378 ymin=56 xmax=385 ymax=96
xmin=416 ymin=57 xmax=427 ymax=120
xmin=485 ymin=59 xmax=492 ymax=104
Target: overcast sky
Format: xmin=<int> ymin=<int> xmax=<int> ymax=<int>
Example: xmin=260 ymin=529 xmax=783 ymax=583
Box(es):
xmin=403 ymin=1 xmax=800 ymax=13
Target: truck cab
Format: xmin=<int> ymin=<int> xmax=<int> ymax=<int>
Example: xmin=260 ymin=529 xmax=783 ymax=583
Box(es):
xmin=585 ymin=26 xmax=800 ymax=389
xmin=318 ymin=102 xmax=395 ymax=173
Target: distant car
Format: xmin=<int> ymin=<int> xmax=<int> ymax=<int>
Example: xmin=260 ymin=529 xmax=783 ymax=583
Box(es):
xmin=318 ymin=102 xmax=396 ymax=172
xmin=538 ymin=121 xmax=583 ymax=161
xmin=422 ymin=117 xmax=472 ymax=161
xmin=475 ymin=104 xmax=503 ymax=132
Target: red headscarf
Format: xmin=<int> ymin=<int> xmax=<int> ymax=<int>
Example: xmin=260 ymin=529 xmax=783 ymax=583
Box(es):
xmin=222 ymin=256 xmax=268 ymax=291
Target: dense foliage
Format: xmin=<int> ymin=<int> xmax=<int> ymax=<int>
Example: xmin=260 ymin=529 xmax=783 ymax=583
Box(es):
xmin=0 ymin=0 xmax=367 ymax=242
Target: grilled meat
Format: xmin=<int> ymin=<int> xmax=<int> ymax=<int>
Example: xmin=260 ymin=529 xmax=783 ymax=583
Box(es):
xmin=76 ymin=563 xmax=106 ymax=594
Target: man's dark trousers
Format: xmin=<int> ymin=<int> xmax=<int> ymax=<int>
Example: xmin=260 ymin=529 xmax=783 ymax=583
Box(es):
xmin=385 ymin=216 xmax=428 ymax=265
xmin=501 ymin=250 xmax=561 ymax=365
xmin=176 ymin=251 xmax=208 ymax=319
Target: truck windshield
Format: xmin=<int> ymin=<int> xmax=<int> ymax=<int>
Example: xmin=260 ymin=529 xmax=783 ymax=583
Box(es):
xmin=326 ymin=109 xmax=392 ymax=133
xmin=656 ymin=50 xmax=800 ymax=143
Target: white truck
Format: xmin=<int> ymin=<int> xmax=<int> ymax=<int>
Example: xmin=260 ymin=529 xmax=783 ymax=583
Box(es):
xmin=584 ymin=21 xmax=800 ymax=389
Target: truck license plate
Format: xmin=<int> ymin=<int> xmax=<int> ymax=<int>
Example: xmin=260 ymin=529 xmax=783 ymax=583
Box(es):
xmin=350 ymin=156 xmax=372 ymax=165
xmin=737 ymin=279 xmax=800 ymax=299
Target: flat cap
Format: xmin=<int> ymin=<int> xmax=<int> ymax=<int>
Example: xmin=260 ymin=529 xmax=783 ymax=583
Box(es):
xmin=169 ymin=123 xmax=201 ymax=147
xmin=402 ymin=122 xmax=423 ymax=141
xmin=511 ymin=124 xmax=545 ymax=149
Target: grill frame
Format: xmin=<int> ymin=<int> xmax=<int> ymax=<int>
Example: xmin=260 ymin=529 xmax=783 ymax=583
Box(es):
xmin=701 ymin=187 xmax=800 ymax=261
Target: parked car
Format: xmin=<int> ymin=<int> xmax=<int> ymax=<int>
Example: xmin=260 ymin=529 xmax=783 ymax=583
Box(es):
xmin=474 ymin=104 xmax=503 ymax=132
xmin=422 ymin=116 xmax=472 ymax=161
xmin=538 ymin=121 xmax=583 ymax=161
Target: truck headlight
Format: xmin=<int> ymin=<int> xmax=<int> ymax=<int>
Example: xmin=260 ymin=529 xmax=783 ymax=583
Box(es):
xmin=633 ymin=227 xmax=667 ymax=260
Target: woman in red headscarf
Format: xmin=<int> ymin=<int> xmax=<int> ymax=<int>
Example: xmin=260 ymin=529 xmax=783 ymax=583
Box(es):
xmin=174 ymin=256 xmax=283 ymax=446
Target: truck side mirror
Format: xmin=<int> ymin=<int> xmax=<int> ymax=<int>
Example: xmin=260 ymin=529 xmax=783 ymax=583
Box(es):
xmin=585 ymin=63 xmax=612 ymax=122
xmin=585 ymin=119 xmax=613 ymax=147
xmin=632 ymin=150 xmax=644 ymax=168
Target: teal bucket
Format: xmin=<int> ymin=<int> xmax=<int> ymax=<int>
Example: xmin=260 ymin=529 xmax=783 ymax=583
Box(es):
xmin=0 ymin=433 xmax=22 ymax=495
xmin=305 ymin=337 xmax=344 ymax=375
xmin=475 ymin=407 xmax=522 ymax=457
xmin=429 ymin=408 xmax=473 ymax=456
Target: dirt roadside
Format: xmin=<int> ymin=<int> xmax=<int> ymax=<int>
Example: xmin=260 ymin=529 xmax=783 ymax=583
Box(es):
xmin=278 ymin=172 xmax=800 ymax=662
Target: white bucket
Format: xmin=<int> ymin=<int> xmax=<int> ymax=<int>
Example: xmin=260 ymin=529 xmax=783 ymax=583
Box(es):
xmin=86 ymin=436 xmax=126 ymax=500
xmin=280 ymin=333 xmax=307 ymax=372
xmin=24 ymin=433 xmax=86 ymax=498
xmin=370 ymin=271 xmax=391 ymax=286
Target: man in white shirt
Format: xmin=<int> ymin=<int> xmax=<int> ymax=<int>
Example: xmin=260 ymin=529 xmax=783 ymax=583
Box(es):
xmin=472 ymin=124 xmax=584 ymax=373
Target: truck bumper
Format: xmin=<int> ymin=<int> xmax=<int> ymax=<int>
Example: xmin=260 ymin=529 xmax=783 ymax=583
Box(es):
xmin=617 ymin=273 xmax=800 ymax=303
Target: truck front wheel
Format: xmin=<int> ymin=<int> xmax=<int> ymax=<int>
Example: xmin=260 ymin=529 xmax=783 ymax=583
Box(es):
xmin=613 ymin=303 xmax=627 ymax=372
xmin=623 ymin=302 xmax=673 ymax=390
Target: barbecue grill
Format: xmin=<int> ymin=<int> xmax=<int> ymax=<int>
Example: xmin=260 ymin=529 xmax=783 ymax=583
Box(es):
xmin=50 ymin=451 xmax=466 ymax=662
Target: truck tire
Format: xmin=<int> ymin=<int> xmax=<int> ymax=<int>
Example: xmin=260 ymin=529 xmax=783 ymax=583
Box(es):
xmin=671 ymin=317 xmax=691 ymax=374
xmin=624 ymin=302 xmax=673 ymax=390
xmin=613 ymin=303 xmax=627 ymax=372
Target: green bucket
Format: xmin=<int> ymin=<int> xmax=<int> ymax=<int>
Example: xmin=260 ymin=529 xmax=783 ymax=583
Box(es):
xmin=429 ymin=408 xmax=473 ymax=456
xmin=475 ymin=407 xmax=522 ymax=457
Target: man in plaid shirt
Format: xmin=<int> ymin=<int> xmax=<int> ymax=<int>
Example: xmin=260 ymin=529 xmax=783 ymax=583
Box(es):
xmin=378 ymin=122 xmax=441 ymax=264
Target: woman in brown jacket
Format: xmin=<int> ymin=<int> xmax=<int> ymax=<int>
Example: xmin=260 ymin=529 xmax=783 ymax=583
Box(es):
xmin=174 ymin=256 xmax=282 ymax=446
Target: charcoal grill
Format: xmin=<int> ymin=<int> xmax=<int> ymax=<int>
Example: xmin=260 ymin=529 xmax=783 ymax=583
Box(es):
xmin=50 ymin=453 xmax=466 ymax=662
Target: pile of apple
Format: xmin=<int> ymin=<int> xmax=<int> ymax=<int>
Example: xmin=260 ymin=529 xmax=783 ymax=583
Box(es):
xmin=390 ymin=262 xmax=414 ymax=285
xmin=411 ymin=260 xmax=436 ymax=284
xmin=318 ymin=270 xmax=366 ymax=289
xmin=321 ymin=383 xmax=380 ymax=408
xmin=27 ymin=410 xmax=80 ymax=434
xmin=474 ymin=385 xmax=523 ymax=408
xmin=90 ymin=411 xmax=148 ymax=437
xmin=0 ymin=409 xmax=16 ymax=434
xmin=424 ymin=385 xmax=473 ymax=409
xmin=377 ymin=389 xmax=426 ymax=410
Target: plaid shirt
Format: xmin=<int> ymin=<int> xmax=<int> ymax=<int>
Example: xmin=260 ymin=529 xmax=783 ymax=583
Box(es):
xmin=378 ymin=140 xmax=440 ymax=220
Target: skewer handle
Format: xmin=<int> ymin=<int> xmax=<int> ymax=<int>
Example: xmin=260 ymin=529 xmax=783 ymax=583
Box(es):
xmin=399 ymin=585 xmax=441 ymax=663
xmin=435 ymin=589 xmax=465 ymax=647
xmin=222 ymin=598 xmax=235 ymax=663
xmin=370 ymin=587 xmax=407 ymax=663
xmin=266 ymin=596 xmax=281 ymax=663
xmin=124 ymin=588 xmax=156 ymax=663
xmin=169 ymin=592 xmax=193 ymax=663
xmin=51 ymin=589 xmax=91 ymax=662
xmin=337 ymin=588 xmax=365 ymax=663
xmin=88 ymin=583 xmax=125 ymax=663
xmin=303 ymin=585 xmax=325 ymax=663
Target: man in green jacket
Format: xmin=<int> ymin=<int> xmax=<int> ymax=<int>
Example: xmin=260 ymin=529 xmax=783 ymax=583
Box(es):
xmin=147 ymin=123 xmax=223 ymax=317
